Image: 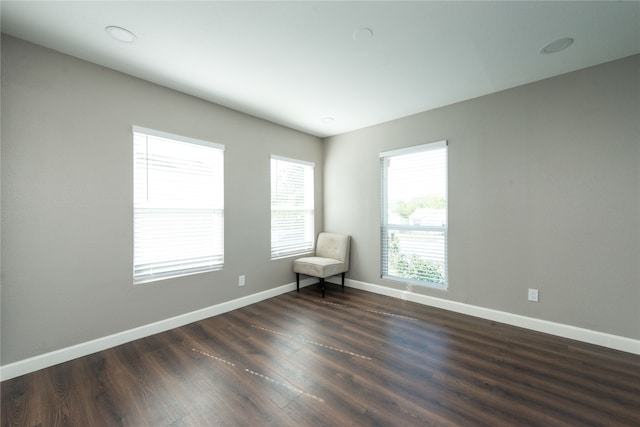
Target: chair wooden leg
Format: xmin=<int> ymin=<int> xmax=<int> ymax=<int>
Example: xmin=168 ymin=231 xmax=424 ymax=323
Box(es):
xmin=296 ymin=273 xmax=300 ymax=292
xmin=341 ymin=272 xmax=345 ymax=288
xmin=320 ymin=278 xmax=325 ymax=298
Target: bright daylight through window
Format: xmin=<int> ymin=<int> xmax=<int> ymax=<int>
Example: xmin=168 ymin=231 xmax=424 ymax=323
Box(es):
xmin=133 ymin=127 xmax=224 ymax=283
xmin=271 ymin=156 xmax=314 ymax=259
xmin=381 ymin=140 xmax=448 ymax=288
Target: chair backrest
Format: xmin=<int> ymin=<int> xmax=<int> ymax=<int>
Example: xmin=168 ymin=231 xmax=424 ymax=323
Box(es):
xmin=315 ymin=232 xmax=351 ymax=270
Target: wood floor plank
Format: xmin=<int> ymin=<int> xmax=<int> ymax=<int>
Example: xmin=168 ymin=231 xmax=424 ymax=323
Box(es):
xmin=2 ymin=285 xmax=639 ymax=426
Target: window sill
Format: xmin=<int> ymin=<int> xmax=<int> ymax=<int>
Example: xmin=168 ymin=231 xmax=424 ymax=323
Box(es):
xmin=271 ymin=251 xmax=314 ymax=261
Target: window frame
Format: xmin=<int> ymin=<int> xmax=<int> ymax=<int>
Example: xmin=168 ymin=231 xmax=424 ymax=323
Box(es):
xmin=270 ymin=155 xmax=315 ymax=259
xmin=132 ymin=126 xmax=225 ymax=284
xmin=380 ymin=140 xmax=448 ymax=289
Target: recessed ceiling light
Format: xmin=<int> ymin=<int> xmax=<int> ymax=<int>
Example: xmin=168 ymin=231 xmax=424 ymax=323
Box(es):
xmin=353 ymin=27 xmax=374 ymax=42
xmin=539 ymin=37 xmax=573 ymax=54
xmin=105 ymin=26 xmax=137 ymax=43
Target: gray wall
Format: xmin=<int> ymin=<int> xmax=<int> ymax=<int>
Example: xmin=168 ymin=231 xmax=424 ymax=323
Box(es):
xmin=1 ymin=36 xmax=324 ymax=364
xmin=324 ymin=55 xmax=640 ymax=340
xmin=2 ymin=34 xmax=638 ymax=367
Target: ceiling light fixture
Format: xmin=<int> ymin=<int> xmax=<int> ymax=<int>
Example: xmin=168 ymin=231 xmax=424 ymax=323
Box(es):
xmin=353 ymin=27 xmax=374 ymax=42
xmin=539 ymin=37 xmax=573 ymax=54
xmin=105 ymin=26 xmax=137 ymax=43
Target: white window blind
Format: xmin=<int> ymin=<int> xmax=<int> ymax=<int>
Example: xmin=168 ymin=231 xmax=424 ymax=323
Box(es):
xmin=133 ymin=127 xmax=224 ymax=283
xmin=380 ymin=140 xmax=448 ymax=288
xmin=271 ymin=156 xmax=314 ymax=258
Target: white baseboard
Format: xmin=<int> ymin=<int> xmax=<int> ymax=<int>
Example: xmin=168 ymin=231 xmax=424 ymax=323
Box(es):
xmin=0 ymin=278 xmax=316 ymax=381
xmin=3 ymin=276 xmax=637 ymax=381
xmin=335 ymin=278 xmax=640 ymax=355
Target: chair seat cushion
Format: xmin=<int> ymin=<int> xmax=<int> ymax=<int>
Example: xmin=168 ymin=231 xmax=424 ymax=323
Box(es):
xmin=293 ymin=256 xmax=346 ymax=279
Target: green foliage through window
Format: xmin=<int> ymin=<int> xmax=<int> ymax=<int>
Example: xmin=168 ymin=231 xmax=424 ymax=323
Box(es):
xmin=387 ymin=232 xmax=445 ymax=285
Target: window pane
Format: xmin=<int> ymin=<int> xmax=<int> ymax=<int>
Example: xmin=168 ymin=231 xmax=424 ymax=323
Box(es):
xmin=133 ymin=129 xmax=224 ymax=283
xmin=271 ymin=157 xmax=314 ymax=258
xmin=381 ymin=141 xmax=447 ymax=288
xmin=382 ymin=228 xmax=447 ymax=285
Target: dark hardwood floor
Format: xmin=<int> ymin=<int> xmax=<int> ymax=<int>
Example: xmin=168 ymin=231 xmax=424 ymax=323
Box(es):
xmin=2 ymin=284 xmax=639 ymax=426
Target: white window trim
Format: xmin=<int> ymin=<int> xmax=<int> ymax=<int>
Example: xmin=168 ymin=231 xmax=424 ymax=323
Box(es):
xmin=271 ymin=154 xmax=314 ymax=168
xmin=133 ymin=126 xmax=225 ymax=284
xmin=270 ymin=155 xmax=315 ymax=259
xmin=133 ymin=126 xmax=225 ymax=151
xmin=380 ymin=140 xmax=448 ymax=289
xmin=379 ymin=139 xmax=447 ymax=158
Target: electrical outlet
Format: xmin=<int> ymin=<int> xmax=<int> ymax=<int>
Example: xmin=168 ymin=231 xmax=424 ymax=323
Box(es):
xmin=239 ymin=275 xmax=245 ymax=287
xmin=528 ymin=288 xmax=539 ymax=302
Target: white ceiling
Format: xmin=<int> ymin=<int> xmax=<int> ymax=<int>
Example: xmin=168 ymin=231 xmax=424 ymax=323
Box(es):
xmin=2 ymin=1 xmax=639 ymax=138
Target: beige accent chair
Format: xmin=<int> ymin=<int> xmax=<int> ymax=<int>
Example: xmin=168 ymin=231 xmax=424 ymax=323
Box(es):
xmin=294 ymin=232 xmax=351 ymax=297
